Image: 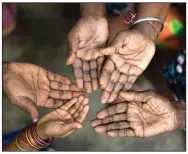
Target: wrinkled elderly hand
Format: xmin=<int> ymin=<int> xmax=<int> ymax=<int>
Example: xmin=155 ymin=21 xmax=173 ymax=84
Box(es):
xmin=3 ymin=62 xmax=83 ymax=122
xmin=91 ymin=90 xmax=180 ymax=137
xmin=37 ymin=96 xmax=89 ymax=140
xmin=72 ymin=57 xmax=104 ymax=93
xmin=99 ymin=30 xmax=155 ymax=103
xmin=67 ymin=16 xmax=109 ymax=64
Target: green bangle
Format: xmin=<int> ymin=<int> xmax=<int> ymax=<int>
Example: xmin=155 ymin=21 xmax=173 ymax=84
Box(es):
xmin=15 ymin=133 xmax=27 ymax=151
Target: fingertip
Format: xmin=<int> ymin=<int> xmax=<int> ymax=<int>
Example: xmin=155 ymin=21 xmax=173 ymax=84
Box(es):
xmin=107 ymin=131 xmax=117 ymax=137
xmin=66 ymin=54 xmax=76 ymax=65
xmin=94 ymin=126 xmax=105 ymax=134
xmin=90 ymin=119 xmax=102 ymax=127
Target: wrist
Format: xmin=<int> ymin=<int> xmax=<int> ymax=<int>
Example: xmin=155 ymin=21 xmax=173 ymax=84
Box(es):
xmin=80 ymin=3 xmax=106 ymax=18
xmin=173 ymin=101 xmax=186 ymax=129
xmin=131 ymin=21 xmax=161 ymax=42
xmin=36 ymin=122 xmax=49 ymax=141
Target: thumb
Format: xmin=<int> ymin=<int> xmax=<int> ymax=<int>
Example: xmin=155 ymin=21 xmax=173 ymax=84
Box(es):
xmin=67 ymin=32 xmax=79 ymax=65
xmin=14 ymin=97 xmax=39 ymax=122
xmin=99 ymin=46 xmax=116 ymax=56
xmin=61 ymin=122 xmax=82 ymax=135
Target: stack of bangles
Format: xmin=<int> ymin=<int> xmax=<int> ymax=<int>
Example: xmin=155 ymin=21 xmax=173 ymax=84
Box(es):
xmin=15 ymin=123 xmax=53 ymax=151
xmin=124 ymin=12 xmax=164 ymax=40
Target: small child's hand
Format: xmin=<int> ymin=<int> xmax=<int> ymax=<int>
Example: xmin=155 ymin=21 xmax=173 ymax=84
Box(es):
xmin=36 ymin=96 xmax=89 ymax=140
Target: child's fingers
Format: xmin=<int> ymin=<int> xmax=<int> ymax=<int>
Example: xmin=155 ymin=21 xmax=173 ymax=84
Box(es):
xmin=69 ymin=96 xmax=84 ymax=115
xmin=75 ymin=104 xmax=89 ymax=123
xmin=60 ymin=98 xmax=78 ymax=110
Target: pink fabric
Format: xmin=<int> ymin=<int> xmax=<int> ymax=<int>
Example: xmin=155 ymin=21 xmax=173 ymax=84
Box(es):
xmin=3 ymin=4 xmax=14 ymax=29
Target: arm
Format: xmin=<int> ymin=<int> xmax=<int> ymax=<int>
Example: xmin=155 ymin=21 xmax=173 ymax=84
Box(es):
xmin=132 ymin=3 xmax=170 ymax=41
xmin=80 ymin=3 xmax=106 ymax=18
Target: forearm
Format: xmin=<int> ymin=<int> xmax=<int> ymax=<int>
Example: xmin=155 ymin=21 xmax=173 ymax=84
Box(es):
xmin=173 ymin=101 xmax=185 ymax=129
xmin=80 ymin=3 xmax=106 ymax=18
xmin=132 ymin=3 xmax=170 ymax=41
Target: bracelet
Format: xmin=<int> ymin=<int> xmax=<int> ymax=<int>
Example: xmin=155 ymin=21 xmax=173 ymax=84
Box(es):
xmin=143 ymin=21 xmax=160 ymax=40
xmin=130 ymin=17 xmax=164 ymax=32
xmin=15 ymin=133 xmax=27 ymax=151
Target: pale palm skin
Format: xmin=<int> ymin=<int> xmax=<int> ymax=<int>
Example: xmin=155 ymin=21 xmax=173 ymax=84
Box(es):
xmin=91 ymin=90 xmax=178 ymax=137
xmin=3 ymin=62 xmax=83 ymax=121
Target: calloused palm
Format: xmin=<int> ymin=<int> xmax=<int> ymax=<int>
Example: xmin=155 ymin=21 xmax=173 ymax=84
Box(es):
xmin=99 ymin=30 xmax=155 ymax=103
xmin=91 ymin=90 xmax=178 ymax=137
xmin=36 ymin=96 xmax=89 ymax=139
xmin=3 ymin=62 xmax=83 ymax=121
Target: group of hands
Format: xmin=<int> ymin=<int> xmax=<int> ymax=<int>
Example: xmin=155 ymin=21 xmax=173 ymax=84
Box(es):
xmin=3 ymin=14 xmax=180 ymax=141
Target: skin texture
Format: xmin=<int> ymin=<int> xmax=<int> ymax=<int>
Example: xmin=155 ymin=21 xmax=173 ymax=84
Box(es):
xmin=67 ymin=10 xmax=108 ymax=93
xmin=100 ymin=29 xmax=155 ymax=103
xmin=36 ymin=96 xmax=89 ymax=140
xmin=3 ymin=62 xmax=83 ymax=122
xmin=91 ymin=90 xmax=179 ymax=138
xmin=3 ymin=96 xmax=89 ymax=151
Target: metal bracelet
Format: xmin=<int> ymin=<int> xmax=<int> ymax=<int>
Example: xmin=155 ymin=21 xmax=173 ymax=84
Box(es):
xmin=130 ymin=17 xmax=164 ymax=32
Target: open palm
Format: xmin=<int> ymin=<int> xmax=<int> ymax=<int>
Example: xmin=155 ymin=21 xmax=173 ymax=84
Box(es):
xmin=3 ymin=62 xmax=83 ymax=121
xmin=91 ymin=91 xmax=178 ymax=137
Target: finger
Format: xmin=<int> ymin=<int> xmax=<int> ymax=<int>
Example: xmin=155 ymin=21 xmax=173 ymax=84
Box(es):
xmin=93 ymin=121 xmax=130 ymax=134
xmin=50 ymin=90 xmax=83 ymax=100
xmin=124 ymin=75 xmax=138 ymax=90
xmin=100 ymin=113 xmax=127 ymax=124
xmin=62 ymin=130 xmax=76 ymax=138
xmin=73 ymin=103 xmax=84 ymax=118
xmin=54 ymin=74 xmax=72 ymax=84
xmin=44 ymin=98 xmax=64 ymax=109
xmin=83 ymin=61 xmax=92 ymax=93
xmin=97 ymin=103 xmax=128 ymax=119
xmin=97 ymin=57 xmax=105 ymax=76
xmin=60 ymin=98 xmax=78 ymax=110
xmin=83 ymin=50 xmax=93 ymax=61
xmin=107 ymin=128 xmax=135 ymax=137
xmin=119 ymin=91 xmax=154 ymax=102
xmin=73 ymin=58 xmax=83 ymax=90
xmin=73 ymin=98 xmax=89 ymax=118
xmin=99 ymin=46 xmax=116 ymax=56
xmin=89 ymin=60 xmax=98 ymax=91
xmin=100 ymin=59 xmax=114 ymax=89
xmin=50 ymin=81 xmax=80 ymax=91
xmin=101 ymin=90 xmax=110 ymax=104
xmin=14 ymin=97 xmax=39 ymax=122
xmin=75 ymin=104 xmax=89 ymax=123
xmin=108 ymin=74 xmax=127 ymax=103
xmin=69 ymin=95 xmax=84 ymax=115
xmin=90 ymin=119 xmax=103 ymax=127
xmin=61 ymin=122 xmax=82 ymax=137
xmin=67 ymin=32 xmax=79 ymax=65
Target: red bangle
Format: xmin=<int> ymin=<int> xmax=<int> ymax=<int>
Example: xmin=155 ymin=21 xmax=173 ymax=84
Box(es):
xmin=33 ymin=122 xmax=53 ymax=145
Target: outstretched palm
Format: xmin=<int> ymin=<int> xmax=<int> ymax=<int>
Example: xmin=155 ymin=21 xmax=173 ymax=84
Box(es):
xmin=99 ymin=30 xmax=155 ymax=103
xmin=37 ymin=96 xmax=89 ymax=139
xmin=91 ymin=91 xmax=178 ymax=137
xmin=3 ymin=62 xmax=83 ymax=121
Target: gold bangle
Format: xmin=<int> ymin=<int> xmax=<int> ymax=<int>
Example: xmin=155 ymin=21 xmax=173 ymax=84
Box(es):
xmin=25 ymin=128 xmax=39 ymax=149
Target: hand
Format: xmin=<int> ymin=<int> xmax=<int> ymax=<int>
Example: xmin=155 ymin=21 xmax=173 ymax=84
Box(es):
xmin=72 ymin=57 xmax=104 ymax=93
xmin=99 ymin=29 xmax=155 ymax=102
xmin=100 ymin=58 xmax=130 ymax=104
xmin=91 ymin=90 xmax=179 ymax=137
xmin=36 ymin=96 xmax=89 ymax=140
xmin=3 ymin=62 xmax=83 ymax=121
xmin=67 ymin=16 xmax=109 ymax=64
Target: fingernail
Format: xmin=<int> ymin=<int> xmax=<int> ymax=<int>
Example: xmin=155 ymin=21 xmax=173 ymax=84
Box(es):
xmin=66 ymin=59 xmax=70 ymax=65
xmin=77 ymin=125 xmax=82 ymax=129
xmin=33 ymin=118 xmax=39 ymax=123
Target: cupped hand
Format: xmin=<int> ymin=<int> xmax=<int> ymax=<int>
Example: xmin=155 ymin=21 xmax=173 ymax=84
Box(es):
xmin=91 ymin=90 xmax=178 ymax=137
xmin=3 ymin=62 xmax=83 ymax=122
xmin=36 ymin=96 xmax=89 ymax=139
xmin=99 ymin=29 xmax=155 ymax=102
xmin=72 ymin=57 xmax=104 ymax=93
xmin=67 ymin=16 xmax=109 ymax=64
